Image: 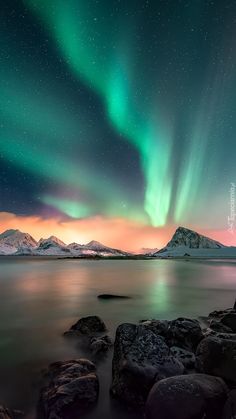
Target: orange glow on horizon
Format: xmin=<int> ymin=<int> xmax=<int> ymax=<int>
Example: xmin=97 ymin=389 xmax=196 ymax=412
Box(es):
xmin=0 ymin=212 xmax=235 ymax=252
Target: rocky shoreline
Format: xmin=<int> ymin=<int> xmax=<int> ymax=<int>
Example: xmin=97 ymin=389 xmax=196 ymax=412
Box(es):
xmin=2 ymin=304 xmax=236 ymax=419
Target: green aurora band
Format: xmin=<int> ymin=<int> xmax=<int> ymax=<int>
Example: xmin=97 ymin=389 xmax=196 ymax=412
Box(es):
xmin=1 ymin=1 xmax=234 ymax=228
xmin=25 ymin=0 xmax=173 ymax=226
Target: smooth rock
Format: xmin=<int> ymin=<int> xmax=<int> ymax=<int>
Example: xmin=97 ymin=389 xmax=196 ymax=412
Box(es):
xmin=40 ymin=359 xmax=99 ymax=419
xmin=90 ymin=335 xmax=112 ymax=354
xmin=170 ymin=346 xmax=196 ymax=369
xmin=111 ymin=323 xmax=184 ymax=405
xmin=222 ymin=389 xmax=236 ymax=419
xmin=146 ymin=374 xmax=228 ymax=419
xmin=167 ymin=318 xmax=204 ymax=351
xmin=65 ymin=315 xmax=107 ymax=335
xmin=196 ymin=336 xmax=236 ymax=384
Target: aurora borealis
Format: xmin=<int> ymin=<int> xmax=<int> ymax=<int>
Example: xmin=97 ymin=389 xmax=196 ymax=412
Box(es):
xmin=1 ymin=0 xmax=236 ymax=249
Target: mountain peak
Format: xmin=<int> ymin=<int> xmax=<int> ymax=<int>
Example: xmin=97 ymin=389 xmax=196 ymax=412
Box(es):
xmin=0 ymin=229 xmax=20 ymax=239
xmin=166 ymin=226 xmax=224 ymax=249
xmin=86 ymin=240 xmax=105 ymax=248
xmin=0 ymin=229 xmax=37 ymax=254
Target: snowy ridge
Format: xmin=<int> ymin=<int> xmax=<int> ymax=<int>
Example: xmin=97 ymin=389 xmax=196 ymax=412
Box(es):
xmin=0 ymin=229 xmax=128 ymax=257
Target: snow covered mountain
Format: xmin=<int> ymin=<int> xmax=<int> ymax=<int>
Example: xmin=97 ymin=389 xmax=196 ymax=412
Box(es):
xmin=140 ymin=247 xmax=159 ymax=255
xmin=153 ymin=226 xmax=236 ymax=258
xmin=68 ymin=240 xmax=128 ymax=257
xmin=36 ymin=236 xmax=71 ymax=255
xmin=0 ymin=229 xmax=128 ymax=257
xmin=0 ymin=229 xmax=37 ymax=255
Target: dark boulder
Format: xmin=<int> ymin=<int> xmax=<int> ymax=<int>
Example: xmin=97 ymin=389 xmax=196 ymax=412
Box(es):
xmin=221 ymin=313 xmax=236 ymax=332
xmin=146 ymin=374 xmax=228 ymax=419
xmin=0 ymin=406 xmax=22 ymax=419
xmin=0 ymin=407 xmax=12 ymax=419
xmin=208 ymin=308 xmax=235 ymax=320
xmin=97 ymin=294 xmax=131 ymax=299
xmin=140 ymin=319 xmax=170 ymax=338
xmin=222 ymin=389 xmax=236 ymax=419
xmin=196 ymin=336 xmax=236 ymax=384
xmin=65 ymin=316 xmax=107 ymax=335
xmin=40 ymin=359 xmax=99 ymax=419
xmin=167 ymin=318 xmax=204 ymax=351
xmin=209 ymin=319 xmax=233 ymax=333
xmin=90 ymin=335 xmax=113 ymax=355
xmin=170 ymin=346 xmax=196 ymax=369
xmin=111 ymin=323 xmax=184 ymax=405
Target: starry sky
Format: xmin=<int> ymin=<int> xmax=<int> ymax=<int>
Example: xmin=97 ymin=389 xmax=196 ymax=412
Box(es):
xmin=0 ymin=0 xmax=236 ymax=250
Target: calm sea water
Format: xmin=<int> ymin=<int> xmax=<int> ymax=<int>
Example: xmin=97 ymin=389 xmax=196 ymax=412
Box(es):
xmin=0 ymin=257 xmax=236 ymax=418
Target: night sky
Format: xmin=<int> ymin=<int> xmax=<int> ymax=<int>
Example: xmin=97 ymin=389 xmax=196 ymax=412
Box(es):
xmin=0 ymin=0 xmax=236 ymax=249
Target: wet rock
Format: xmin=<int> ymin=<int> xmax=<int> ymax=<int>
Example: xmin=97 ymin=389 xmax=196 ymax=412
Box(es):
xmin=97 ymin=294 xmax=131 ymax=299
xmin=0 ymin=407 xmax=12 ymax=419
xmin=111 ymin=323 xmax=184 ymax=405
xmin=90 ymin=335 xmax=113 ymax=355
xmin=40 ymin=359 xmax=99 ymax=419
xmin=145 ymin=373 xmax=228 ymax=419
xmin=167 ymin=318 xmax=204 ymax=351
xmin=170 ymin=346 xmax=196 ymax=369
xmin=140 ymin=319 xmax=170 ymax=338
xmin=221 ymin=313 xmax=236 ymax=332
xmin=203 ymin=327 xmax=236 ymax=341
xmin=209 ymin=319 xmax=233 ymax=333
xmin=65 ymin=315 xmax=107 ymax=335
xmin=222 ymin=389 xmax=236 ymax=419
xmin=196 ymin=336 xmax=236 ymax=384
xmin=208 ymin=308 xmax=235 ymax=320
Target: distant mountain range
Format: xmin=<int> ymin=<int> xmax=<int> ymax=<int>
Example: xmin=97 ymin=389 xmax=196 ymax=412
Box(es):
xmin=0 ymin=226 xmax=235 ymax=258
xmin=0 ymin=229 xmax=129 ymax=257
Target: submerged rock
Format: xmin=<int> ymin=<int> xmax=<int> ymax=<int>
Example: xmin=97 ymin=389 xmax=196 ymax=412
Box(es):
xmin=111 ymin=323 xmax=184 ymax=405
xmin=196 ymin=336 xmax=236 ymax=384
xmin=65 ymin=315 xmax=107 ymax=335
xmin=40 ymin=359 xmax=99 ymax=419
xmin=97 ymin=294 xmax=131 ymax=299
xmin=145 ymin=374 xmax=228 ymax=419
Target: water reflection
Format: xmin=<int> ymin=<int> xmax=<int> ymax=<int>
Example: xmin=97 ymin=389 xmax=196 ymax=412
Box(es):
xmin=0 ymin=257 xmax=236 ymax=418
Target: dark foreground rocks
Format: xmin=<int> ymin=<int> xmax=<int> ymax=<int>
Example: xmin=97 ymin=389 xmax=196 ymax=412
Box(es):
xmin=40 ymin=359 xmax=99 ymax=419
xmin=196 ymin=336 xmax=236 ymax=384
xmin=90 ymin=335 xmax=113 ymax=355
xmin=0 ymin=407 xmax=13 ymax=419
xmin=111 ymin=323 xmax=184 ymax=405
xmin=65 ymin=316 xmax=107 ymax=335
xmin=35 ymin=300 xmax=236 ymax=418
xmin=145 ymin=374 xmax=228 ymax=419
xmin=0 ymin=407 xmax=23 ymax=419
xmin=222 ymin=389 xmax=236 ymax=419
xmin=140 ymin=317 xmax=203 ymax=351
